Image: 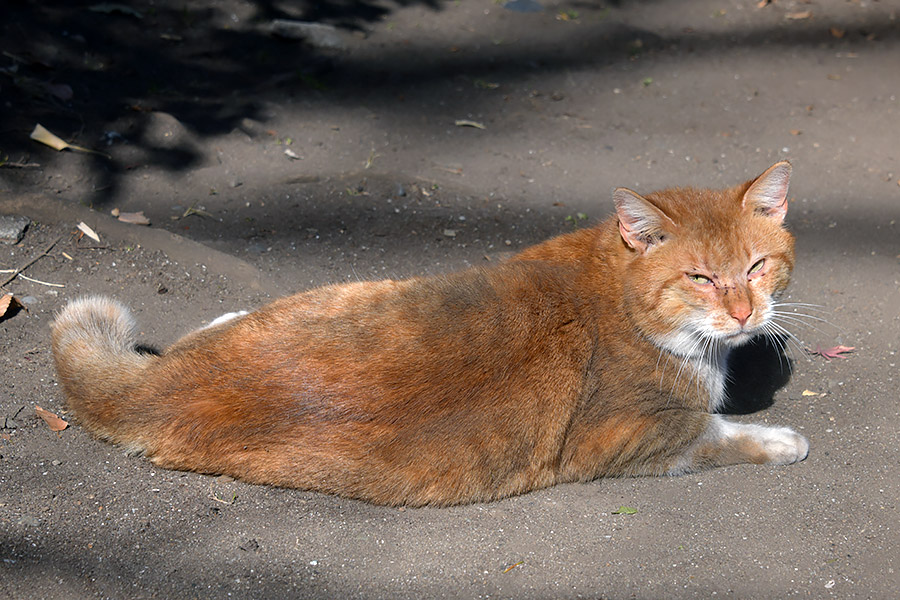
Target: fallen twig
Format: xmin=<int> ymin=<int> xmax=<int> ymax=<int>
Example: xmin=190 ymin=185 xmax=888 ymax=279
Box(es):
xmin=0 ymin=160 xmax=41 ymax=169
xmin=17 ymin=273 xmax=64 ymax=288
xmin=0 ymin=236 xmax=61 ymax=288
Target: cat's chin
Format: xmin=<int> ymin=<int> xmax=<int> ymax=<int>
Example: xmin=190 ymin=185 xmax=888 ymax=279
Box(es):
xmin=720 ymin=330 xmax=755 ymax=347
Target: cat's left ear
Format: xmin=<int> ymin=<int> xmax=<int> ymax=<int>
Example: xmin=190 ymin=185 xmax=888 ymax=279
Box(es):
xmin=743 ymin=160 xmax=792 ymax=222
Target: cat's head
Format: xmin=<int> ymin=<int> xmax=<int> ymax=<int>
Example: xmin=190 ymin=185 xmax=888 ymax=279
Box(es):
xmin=614 ymin=161 xmax=795 ymax=356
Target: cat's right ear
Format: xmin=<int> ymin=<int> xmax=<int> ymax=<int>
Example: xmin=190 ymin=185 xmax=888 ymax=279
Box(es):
xmin=614 ymin=188 xmax=674 ymax=254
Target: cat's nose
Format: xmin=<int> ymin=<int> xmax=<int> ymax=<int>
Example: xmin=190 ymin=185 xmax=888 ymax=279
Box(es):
xmin=730 ymin=305 xmax=752 ymax=327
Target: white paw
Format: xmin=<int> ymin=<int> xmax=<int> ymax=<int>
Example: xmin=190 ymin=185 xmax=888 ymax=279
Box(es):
xmin=750 ymin=425 xmax=809 ymax=465
xmin=205 ymin=310 xmax=248 ymax=329
xmin=719 ymin=420 xmax=809 ymax=465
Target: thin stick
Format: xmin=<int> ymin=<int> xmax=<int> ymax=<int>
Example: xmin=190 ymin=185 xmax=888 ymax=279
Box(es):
xmin=0 ymin=236 xmax=61 ymax=288
xmin=17 ymin=273 xmax=65 ymax=288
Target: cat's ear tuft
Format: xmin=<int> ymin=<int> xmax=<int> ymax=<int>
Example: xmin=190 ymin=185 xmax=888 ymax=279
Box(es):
xmin=614 ymin=187 xmax=673 ymax=253
xmin=743 ymin=160 xmax=792 ymax=222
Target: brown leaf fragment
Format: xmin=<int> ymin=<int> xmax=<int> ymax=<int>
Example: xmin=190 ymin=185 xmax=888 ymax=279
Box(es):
xmin=830 ymin=27 xmax=845 ymax=38
xmin=0 ymin=294 xmax=25 ymax=320
xmin=808 ymin=345 xmax=855 ymax=361
xmin=786 ymin=10 xmax=812 ymax=20
xmin=35 ymin=406 xmax=68 ymax=431
xmin=116 ymin=211 xmax=151 ymax=226
xmin=1 ymin=294 xmax=14 ymax=315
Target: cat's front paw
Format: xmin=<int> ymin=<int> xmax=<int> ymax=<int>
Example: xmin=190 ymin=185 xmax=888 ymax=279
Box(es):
xmin=757 ymin=426 xmax=809 ymax=465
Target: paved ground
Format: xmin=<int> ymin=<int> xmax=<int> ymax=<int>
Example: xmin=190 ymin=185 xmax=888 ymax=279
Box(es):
xmin=1 ymin=0 xmax=898 ymax=598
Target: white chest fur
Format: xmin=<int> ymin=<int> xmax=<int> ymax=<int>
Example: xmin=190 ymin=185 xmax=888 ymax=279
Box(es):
xmin=690 ymin=347 xmax=731 ymax=413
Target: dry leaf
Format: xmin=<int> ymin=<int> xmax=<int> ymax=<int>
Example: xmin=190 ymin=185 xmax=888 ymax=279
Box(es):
xmin=789 ymin=129 xmax=802 ymax=136
xmin=0 ymin=293 xmax=25 ymax=319
xmin=77 ymin=222 xmax=101 ymax=242
xmin=30 ymin=124 xmax=70 ymax=151
xmin=829 ymin=27 xmax=845 ymax=38
xmin=35 ymin=406 xmax=68 ymax=432
xmin=116 ymin=211 xmax=151 ymax=226
xmin=802 ymin=389 xmax=824 ymax=397
xmin=808 ymin=345 xmax=855 ymax=361
xmin=786 ymin=10 xmax=812 ymax=20
xmin=30 ymin=124 xmax=110 ymax=158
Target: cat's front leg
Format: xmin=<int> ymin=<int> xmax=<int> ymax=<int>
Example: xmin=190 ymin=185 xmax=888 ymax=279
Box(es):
xmin=669 ymin=415 xmax=809 ymax=474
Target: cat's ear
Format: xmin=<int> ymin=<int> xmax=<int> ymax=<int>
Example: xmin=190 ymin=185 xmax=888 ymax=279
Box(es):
xmin=743 ymin=160 xmax=792 ymax=222
xmin=614 ymin=187 xmax=675 ymax=253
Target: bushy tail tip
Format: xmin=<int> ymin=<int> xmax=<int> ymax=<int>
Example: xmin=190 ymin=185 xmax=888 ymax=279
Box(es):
xmin=51 ymin=296 xmax=138 ymax=357
xmin=50 ymin=296 xmax=152 ymax=439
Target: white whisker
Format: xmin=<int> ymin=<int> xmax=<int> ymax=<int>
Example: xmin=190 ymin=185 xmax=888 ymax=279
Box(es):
xmin=765 ymin=321 xmax=808 ymax=356
xmin=771 ymin=313 xmax=832 ymax=338
xmin=759 ymin=324 xmax=794 ymax=374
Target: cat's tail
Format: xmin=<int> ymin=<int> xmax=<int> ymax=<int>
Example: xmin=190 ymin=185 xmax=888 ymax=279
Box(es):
xmin=50 ymin=297 xmax=156 ymax=449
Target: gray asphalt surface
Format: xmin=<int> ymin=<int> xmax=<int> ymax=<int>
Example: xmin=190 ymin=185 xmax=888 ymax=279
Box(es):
xmin=1 ymin=1 xmax=898 ymax=598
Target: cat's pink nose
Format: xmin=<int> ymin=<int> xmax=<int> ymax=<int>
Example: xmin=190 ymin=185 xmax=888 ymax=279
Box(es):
xmin=730 ymin=306 xmax=752 ymax=327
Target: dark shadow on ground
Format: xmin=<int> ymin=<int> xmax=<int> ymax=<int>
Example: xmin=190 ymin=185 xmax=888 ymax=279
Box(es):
xmin=721 ymin=335 xmax=793 ymax=415
xmin=2 ymin=0 xmax=897 ymax=208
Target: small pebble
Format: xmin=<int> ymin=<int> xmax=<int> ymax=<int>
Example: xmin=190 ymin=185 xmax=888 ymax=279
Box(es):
xmin=17 ymin=515 xmax=41 ymax=527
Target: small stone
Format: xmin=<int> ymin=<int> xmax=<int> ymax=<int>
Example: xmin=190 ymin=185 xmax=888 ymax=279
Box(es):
xmin=17 ymin=515 xmax=41 ymax=527
xmin=52 ymin=460 xmax=62 ymax=466
xmin=0 ymin=215 xmax=29 ymax=244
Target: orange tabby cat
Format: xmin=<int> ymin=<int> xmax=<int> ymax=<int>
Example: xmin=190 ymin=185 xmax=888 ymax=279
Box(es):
xmin=51 ymin=161 xmax=808 ymax=506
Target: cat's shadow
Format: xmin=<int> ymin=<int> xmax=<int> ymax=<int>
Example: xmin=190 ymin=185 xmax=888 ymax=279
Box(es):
xmin=720 ymin=336 xmax=794 ymax=415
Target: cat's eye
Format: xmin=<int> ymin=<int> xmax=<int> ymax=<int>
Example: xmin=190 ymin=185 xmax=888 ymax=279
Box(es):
xmin=749 ymin=258 xmax=766 ymax=275
xmin=688 ymin=273 xmax=712 ymax=285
